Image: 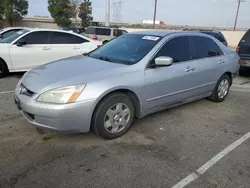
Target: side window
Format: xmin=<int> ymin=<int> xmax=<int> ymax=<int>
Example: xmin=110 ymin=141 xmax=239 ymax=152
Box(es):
xmin=50 ymin=32 xmax=88 ymax=44
xmin=155 ymin=36 xmax=191 ymax=63
xmin=96 ymin=28 xmax=111 ymax=36
xmin=18 ymin=31 xmax=50 ymax=44
xmin=113 ymin=29 xmax=123 ymax=37
xmin=190 ymin=36 xmax=223 ymax=59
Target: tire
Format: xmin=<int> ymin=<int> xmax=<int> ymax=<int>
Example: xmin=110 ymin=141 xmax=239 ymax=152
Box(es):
xmin=0 ymin=60 xmax=8 ymax=78
xmin=239 ymin=66 xmax=249 ymax=77
xmin=92 ymin=93 xmax=135 ymax=139
xmin=102 ymin=40 xmax=109 ymax=45
xmin=208 ymin=74 xmax=231 ymax=103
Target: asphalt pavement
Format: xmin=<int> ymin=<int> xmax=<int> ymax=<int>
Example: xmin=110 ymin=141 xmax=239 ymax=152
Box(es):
xmin=0 ymin=73 xmax=250 ymax=188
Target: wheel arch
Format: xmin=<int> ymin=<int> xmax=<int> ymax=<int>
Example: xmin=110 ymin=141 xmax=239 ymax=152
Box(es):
xmin=91 ymin=88 xmax=142 ymax=125
xmin=224 ymin=71 xmax=233 ymax=86
xmin=0 ymin=57 xmax=9 ymax=71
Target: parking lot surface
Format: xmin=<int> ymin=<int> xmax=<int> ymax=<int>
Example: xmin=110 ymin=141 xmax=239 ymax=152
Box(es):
xmin=1 ymin=73 xmax=250 ymax=188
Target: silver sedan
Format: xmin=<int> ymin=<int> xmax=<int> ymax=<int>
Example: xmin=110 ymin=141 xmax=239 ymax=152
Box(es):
xmin=14 ymin=30 xmax=240 ymax=139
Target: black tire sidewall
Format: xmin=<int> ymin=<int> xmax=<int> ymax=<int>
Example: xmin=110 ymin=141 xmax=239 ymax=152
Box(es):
xmin=212 ymin=74 xmax=231 ymax=102
xmin=93 ymin=93 xmax=135 ymax=139
xmin=0 ymin=61 xmax=7 ymax=78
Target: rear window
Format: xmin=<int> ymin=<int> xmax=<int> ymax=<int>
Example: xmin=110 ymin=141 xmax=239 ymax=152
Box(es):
xmin=202 ymin=32 xmax=226 ymax=43
xmin=85 ymin=27 xmax=111 ymax=36
xmin=242 ymin=30 xmax=250 ymax=42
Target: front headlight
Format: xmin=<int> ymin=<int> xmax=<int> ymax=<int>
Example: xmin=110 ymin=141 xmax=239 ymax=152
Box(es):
xmin=36 ymin=84 xmax=86 ymax=104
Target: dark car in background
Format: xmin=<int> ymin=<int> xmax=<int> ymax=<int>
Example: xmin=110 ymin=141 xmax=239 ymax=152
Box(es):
xmin=183 ymin=29 xmax=228 ymax=47
xmin=237 ymin=29 xmax=250 ymax=75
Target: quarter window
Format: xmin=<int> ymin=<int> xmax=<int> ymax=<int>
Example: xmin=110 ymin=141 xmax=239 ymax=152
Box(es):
xmin=190 ymin=36 xmax=223 ymax=59
xmin=50 ymin=32 xmax=88 ymax=44
xmin=155 ymin=36 xmax=192 ymax=63
xmin=19 ymin=31 xmax=50 ymax=44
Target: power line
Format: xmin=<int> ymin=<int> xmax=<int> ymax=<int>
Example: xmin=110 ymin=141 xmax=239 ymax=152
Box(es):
xmin=112 ymin=0 xmax=125 ymax=22
xmin=153 ymin=0 xmax=158 ymax=29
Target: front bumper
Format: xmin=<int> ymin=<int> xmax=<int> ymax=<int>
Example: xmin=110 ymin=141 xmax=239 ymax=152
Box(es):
xmin=14 ymin=92 xmax=95 ymax=133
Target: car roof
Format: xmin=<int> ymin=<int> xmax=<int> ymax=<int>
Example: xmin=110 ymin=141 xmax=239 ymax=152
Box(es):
xmin=132 ymin=30 xmax=181 ymax=37
xmin=87 ymin=26 xmax=119 ymax=29
xmin=2 ymin=27 xmax=32 ymax=31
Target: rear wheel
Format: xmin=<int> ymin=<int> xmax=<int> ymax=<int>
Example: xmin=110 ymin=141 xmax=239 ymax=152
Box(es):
xmin=92 ymin=93 xmax=135 ymax=139
xmin=0 ymin=60 xmax=8 ymax=78
xmin=208 ymin=74 xmax=231 ymax=102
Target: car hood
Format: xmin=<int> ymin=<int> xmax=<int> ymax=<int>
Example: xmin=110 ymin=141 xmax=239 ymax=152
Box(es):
xmin=22 ymin=55 xmax=127 ymax=93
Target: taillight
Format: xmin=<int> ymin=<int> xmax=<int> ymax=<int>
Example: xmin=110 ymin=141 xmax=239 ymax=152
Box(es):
xmin=92 ymin=34 xmax=98 ymax=40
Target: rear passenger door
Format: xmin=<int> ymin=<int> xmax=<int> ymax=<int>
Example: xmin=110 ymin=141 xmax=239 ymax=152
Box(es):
xmin=189 ymin=35 xmax=225 ymax=93
xmin=50 ymin=31 xmax=88 ymax=61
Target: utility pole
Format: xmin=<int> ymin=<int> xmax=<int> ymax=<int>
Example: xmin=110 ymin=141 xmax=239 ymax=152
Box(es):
xmin=153 ymin=0 xmax=158 ymax=29
xmin=234 ymin=0 xmax=246 ymax=31
xmin=105 ymin=0 xmax=111 ymax=27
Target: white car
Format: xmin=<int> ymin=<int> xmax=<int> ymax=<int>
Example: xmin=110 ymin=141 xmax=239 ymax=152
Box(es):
xmin=0 ymin=27 xmax=29 ymax=39
xmin=0 ymin=28 xmax=102 ymax=77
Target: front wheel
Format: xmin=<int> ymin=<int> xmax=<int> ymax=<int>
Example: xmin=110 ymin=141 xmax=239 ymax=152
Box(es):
xmin=92 ymin=93 xmax=135 ymax=139
xmin=208 ymin=74 xmax=231 ymax=102
xmin=0 ymin=60 xmax=8 ymax=78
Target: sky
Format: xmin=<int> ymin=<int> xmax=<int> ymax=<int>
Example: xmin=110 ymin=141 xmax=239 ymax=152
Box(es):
xmin=28 ymin=0 xmax=250 ymax=28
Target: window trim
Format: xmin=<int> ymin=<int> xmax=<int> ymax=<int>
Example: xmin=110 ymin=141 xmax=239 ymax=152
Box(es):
xmin=146 ymin=35 xmax=193 ymax=69
xmin=189 ymin=35 xmax=224 ymax=61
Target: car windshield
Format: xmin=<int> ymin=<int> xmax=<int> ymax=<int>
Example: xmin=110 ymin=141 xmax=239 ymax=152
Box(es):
xmin=0 ymin=29 xmax=29 ymax=43
xmin=88 ymin=34 xmax=162 ymax=65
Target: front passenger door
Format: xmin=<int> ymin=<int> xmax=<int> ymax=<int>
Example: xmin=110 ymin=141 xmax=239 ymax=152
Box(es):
xmin=144 ymin=36 xmax=201 ymax=111
xmin=9 ymin=31 xmax=51 ymax=70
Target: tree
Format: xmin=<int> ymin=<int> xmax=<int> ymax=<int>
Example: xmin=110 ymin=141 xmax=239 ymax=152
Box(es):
xmin=0 ymin=0 xmax=28 ymax=26
xmin=78 ymin=0 xmax=93 ymax=27
xmin=48 ymin=0 xmax=74 ymax=28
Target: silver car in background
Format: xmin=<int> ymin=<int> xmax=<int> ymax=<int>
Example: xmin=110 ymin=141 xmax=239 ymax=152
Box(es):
xmin=14 ymin=30 xmax=240 ymax=139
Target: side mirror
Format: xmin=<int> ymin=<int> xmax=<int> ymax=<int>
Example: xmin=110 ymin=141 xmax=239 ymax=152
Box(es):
xmin=0 ymin=34 xmax=3 ymax=39
xmin=16 ymin=39 xmax=27 ymax=47
xmin=154 ymin=56 xmax=173 ymax=67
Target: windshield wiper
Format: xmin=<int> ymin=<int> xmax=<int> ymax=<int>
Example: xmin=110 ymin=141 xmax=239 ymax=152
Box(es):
xmin=97 ymin=56 xmax=114 ymax=63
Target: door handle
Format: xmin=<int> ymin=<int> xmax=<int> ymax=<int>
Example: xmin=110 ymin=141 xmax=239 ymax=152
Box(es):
xmin=218 ymin=60 xmax=225 ymax=64
xmin=185 ymin=67 xmax=195 ymax=72
xmin=43 ymin=47 xmax=51 ymax=51
xmin=73 ymin=47 xmax=80 ymax=50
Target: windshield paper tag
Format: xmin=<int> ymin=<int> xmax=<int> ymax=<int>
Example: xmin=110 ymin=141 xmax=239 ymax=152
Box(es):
xmin=17 ymin=31 xmax=24 ymax=34
xmin=142 ymin=36 xmax=160 ymax=41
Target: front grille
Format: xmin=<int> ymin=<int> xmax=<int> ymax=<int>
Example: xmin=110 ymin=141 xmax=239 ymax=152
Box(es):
xmin=20 ymin=84 xmax=35 ymax=97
